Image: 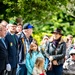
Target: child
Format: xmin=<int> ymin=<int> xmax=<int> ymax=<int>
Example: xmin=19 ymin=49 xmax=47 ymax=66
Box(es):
xmin=33 ymin=57 xmax=46 ymax=75
xmin=26 ymin=39 xmax=44 ymax=75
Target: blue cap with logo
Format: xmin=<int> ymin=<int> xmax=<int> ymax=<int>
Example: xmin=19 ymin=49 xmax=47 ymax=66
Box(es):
xmin=23 ymin=23 xmax=34 ymax=29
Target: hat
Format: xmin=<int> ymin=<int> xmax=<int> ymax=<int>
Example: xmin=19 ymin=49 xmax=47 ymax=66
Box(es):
xmin=69 ymin=49 xmax=75 ymax=55
xmin=9 ymin=20 xmax=17 ymax=25
xmin=23 ymin=23 xmax=34 ymax=29
xmin=52 ymin=28 xmax=63 ymax=35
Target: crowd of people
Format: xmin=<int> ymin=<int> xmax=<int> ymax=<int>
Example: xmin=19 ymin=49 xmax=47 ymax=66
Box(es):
xmin=0 ymin=18 xmax=75 ymax=75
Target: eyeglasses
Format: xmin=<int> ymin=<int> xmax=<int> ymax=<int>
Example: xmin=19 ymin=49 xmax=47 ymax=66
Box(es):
xmin=70 ymin=54 xmax=75 ymax=56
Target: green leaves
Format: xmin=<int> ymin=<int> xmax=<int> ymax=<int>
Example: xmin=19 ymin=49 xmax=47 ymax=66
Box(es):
xmin=0 ymin=0 xmax=75 ymax=40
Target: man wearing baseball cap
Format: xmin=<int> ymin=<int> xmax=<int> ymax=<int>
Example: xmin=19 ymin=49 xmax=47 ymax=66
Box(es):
xmin=63 ymin=49 xmax=75 ymax=75
xmin=16 ymin=23 xmax=34 ymax=75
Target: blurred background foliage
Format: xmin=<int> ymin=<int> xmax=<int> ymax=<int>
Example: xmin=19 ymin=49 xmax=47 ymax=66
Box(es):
xmin=0 ymin=0 xmax=75 ymax=44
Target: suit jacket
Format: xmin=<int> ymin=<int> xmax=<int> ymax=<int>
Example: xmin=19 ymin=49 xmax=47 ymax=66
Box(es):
xmin=0 ymin=39 xmax=8 ymax=72
xmin=18 ymin=31 xmax=33 ymax=63
xmin=5 ymin=32 xmax=19 ymax=68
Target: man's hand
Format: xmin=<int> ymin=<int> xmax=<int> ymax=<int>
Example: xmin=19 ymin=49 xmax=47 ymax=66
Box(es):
xmin=49 ymin=56 xmax=53 ymax=61
xmin=53 ymin=60 xmax=58 ymax=65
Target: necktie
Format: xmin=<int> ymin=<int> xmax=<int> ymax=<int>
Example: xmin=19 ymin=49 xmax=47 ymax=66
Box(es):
xmin=12 ymin=35 xmax=16 ymax=45
xmin=1 ymin=38 xmax=7 ymax=48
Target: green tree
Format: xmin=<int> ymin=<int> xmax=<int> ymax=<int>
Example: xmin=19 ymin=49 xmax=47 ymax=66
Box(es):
xmin=0 ymin=0 xmax=68 ymax=20
xmin=0 ymin=0 xmax=75 ymax=42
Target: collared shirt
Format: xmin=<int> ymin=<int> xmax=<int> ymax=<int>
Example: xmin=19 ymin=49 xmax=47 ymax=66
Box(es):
xmin=0 ymin=37 xmax=2 ymax=39
xmin=0 ymin=37 xmax=7 ymax=48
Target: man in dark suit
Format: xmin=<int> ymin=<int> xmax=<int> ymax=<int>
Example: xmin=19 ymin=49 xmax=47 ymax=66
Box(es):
xmin=0 ymin=24 xmax=8 ymax=75
xmin=5 ymin=22 xmax=19 ymax=75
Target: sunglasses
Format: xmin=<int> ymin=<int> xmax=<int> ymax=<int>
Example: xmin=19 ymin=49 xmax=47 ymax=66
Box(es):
xmin=70 ymin=54 xmax=75 ymax=56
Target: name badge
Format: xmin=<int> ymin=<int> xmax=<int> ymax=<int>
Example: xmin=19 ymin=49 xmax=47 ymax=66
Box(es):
xmin=10 ymin=42 xmax=13 ymax=46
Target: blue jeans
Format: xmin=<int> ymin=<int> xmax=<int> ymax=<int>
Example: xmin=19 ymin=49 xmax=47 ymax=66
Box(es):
xmin=45 ymin=58 xmax=49 ymax=70
xmin=16 ymin=64 xmax=27 ymax=75
xmin=47 ymin=64 xmax=63 ymax=75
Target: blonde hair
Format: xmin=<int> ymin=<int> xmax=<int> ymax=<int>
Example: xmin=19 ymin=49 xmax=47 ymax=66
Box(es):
xmin=35 ymin=57 xmax=44 ymax=69
xmin=66 ymin=34 xmax=73 ymax=43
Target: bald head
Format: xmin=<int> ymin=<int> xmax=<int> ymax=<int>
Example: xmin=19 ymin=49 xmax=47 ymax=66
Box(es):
xmin=0 ymin=23 xmax=7 ymax=37
xmin=1 ymin=20 xmax=8 ymax=27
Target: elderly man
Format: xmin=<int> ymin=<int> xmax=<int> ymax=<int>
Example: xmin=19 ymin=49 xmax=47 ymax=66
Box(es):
xmin=0 ymin=24 xmax=8 ymax=75
xmin=63 ymin=49 xmax=75 ymax=75
xmin=16 ymin=23 xmax=34 ymax=75
xmin=5 ymin=22 xmax=19 ymax=75
xmin=1 ymin=20 xmax=8 ymax=27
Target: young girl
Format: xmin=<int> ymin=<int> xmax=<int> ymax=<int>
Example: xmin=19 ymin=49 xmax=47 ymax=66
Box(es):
xmin=26 ymin=39 xmax=44 ymax=75
xmin=32 ymin=57 xmax=46 ymax=75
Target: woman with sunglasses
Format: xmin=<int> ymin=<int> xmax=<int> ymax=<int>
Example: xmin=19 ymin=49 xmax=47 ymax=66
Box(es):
xmin=63 ymin=49 xmax=75 ymax=75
